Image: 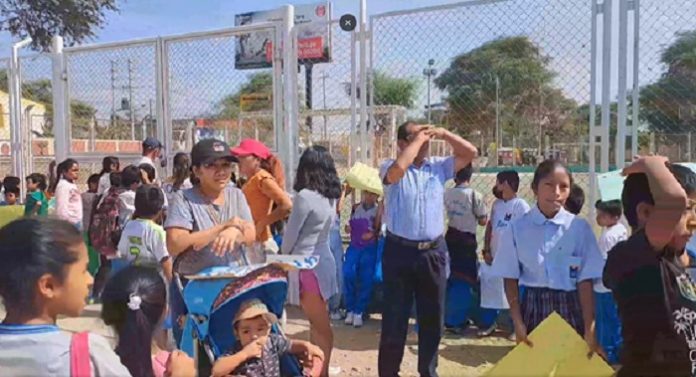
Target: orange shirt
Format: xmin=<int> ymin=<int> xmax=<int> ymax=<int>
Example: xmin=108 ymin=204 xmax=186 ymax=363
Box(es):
xmin=242 ymin=169 xmax=276 ymax=241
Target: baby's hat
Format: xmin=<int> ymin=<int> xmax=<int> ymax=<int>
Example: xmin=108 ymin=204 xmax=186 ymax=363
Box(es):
xmin=233 ymin=299 xmax=278 ymax=326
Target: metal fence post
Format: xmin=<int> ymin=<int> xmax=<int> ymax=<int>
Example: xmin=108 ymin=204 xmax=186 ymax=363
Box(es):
xmin=10 ymin=38 xmax=31 ymax=197
xmin=358 ymin=0 xmax=368 ymax=163
xmin=155 ymin=37 xmax=170 ymax=176
xmin=282 ymin=5 xmax=298 ymax=190
xmin=51 ymin=36 xmax=68 ymax=164
xmin=616 ymin=0 xmax=629 ymax=169
xmin=630 ymin=0 xmax=639 ymax=160
xmin=350 ymin=29 xmax=357 ymax=168
xmin=600 ymin=0 xmax=612 ymax=173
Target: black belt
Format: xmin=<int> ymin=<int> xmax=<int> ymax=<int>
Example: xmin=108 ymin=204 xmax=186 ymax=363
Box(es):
xmin=386 ymin=231 xmax=442 ymax=250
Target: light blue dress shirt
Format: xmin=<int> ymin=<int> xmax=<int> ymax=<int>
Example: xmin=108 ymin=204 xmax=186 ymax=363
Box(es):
xmin=379 ymin=156 xmax=455 ymax=241
xmin=491 ymin=205 xmax=604 ymax=291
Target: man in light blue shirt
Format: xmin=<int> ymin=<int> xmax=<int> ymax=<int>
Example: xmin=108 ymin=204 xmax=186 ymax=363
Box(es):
xmin=378 ymin=122 xmax=477 ymax=377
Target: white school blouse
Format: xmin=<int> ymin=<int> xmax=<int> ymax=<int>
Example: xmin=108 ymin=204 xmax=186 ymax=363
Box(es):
xmin=491 ymin=206 xmax=604 ymax=291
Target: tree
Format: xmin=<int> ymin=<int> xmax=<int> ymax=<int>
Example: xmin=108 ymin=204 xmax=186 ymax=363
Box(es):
xmin=640 ymin=31 xmax=696 ymax=135
xmin=216 ymin=72 xmax=273 ymax=120
xmin=433 ymin=36 xmax=578 ymax=148
xmin=0 ymin=69 xmax=98 ymax=137
xmin=372 ymin=70 xmax=418 ymax=109
xmin=0 ymin=0 xmax=119 ymax=51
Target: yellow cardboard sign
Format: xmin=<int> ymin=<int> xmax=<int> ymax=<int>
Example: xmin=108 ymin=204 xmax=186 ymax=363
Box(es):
xmin=0 ymin=205 xmax=24 ymax=229
xmin=484 ymin=312 xmax=614 ymax=377
xmin=344 ymin=162 xmax=383 ymax=196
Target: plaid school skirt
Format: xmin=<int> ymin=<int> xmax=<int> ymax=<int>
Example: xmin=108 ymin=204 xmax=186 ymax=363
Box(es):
xmin=522 ymin=287 xmax=584 ymax=335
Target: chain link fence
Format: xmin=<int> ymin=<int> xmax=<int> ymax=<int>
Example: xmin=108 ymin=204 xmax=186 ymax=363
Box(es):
xmin=19 ymin=54 xmax=54 ymax=180
xmin=637 ymin=0 xmax=696 ymax=162
xmin=65 ymin=41 xmax=158 ymax=153
xmin=296 ymin=21 xmax=355 ymax=176
xmin=165 ymin=28 xmax=277 ymax=153
xmin=371 ymin=0 xmax=592 ymax=170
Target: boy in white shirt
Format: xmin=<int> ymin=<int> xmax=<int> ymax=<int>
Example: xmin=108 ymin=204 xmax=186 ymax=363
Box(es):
xmin=594 ymin=199 xmax=628 ymax=364
xmin=479 ymin=170 xmax=530 ymax=338
xmin=117 ymin=184 xmax=172 ymax=281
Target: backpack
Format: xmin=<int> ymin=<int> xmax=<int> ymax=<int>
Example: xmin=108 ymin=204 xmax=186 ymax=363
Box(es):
xmin=89 ymin=188 xmax=124 ymax=258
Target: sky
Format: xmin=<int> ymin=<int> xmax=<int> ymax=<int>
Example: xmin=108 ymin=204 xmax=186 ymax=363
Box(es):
xmin=1 ymin=0 xmax=468 ymax=49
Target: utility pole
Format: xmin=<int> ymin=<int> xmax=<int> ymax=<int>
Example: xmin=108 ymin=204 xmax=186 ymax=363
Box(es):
xmin=495 ymin=75 xmax=500 ymax=151
xmin=423 ymin=59 xmax=437 ymax=124
xmin=127 ymin=59 xmax=135 ymax=140
xmin=110 ymin=60 xmax=116 ymax=128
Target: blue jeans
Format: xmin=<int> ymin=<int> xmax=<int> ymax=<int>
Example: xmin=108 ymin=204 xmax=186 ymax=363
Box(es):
xmin=343 ymin=242 xmax=378 ymax=314
xmin=328 ymin=221 xmax=344 ymax=312
xmin=445 ymin=278 xmax=475 ymax=328
xmin=595 ymin=291 xmax=622 ymax=364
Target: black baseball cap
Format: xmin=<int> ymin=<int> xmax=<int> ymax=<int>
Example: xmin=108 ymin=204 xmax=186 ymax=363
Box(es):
xmin=142 ymin=137 xmax=163 ymax=150
xmin=191 ymin=139 xmax=237 ymax=166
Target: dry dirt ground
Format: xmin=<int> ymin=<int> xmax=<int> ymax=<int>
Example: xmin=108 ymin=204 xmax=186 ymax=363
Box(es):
xmin=1 ymin=304 xmax=514 ymax=377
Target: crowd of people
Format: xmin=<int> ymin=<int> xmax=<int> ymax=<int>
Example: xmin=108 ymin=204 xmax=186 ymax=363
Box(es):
xmin=0 ymin=122 xmax=695 ymax=377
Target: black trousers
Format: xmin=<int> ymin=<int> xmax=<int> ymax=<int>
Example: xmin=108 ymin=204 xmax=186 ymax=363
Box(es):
xmin=378 ymin=236 xmax=448 ymax=377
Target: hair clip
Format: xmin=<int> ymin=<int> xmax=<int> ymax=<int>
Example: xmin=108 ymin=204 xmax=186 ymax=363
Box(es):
xmin=127 ymin=293 xmax=142 ymax=311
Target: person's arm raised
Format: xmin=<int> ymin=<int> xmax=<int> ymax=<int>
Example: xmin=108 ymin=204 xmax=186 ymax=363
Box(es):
xmin=429 ymin=127 xmax=478 ymax=173
xmin=624 ymin=156 xmax=688 ymax=251
xmin=383 ymin=126 xmax=431 ymax=185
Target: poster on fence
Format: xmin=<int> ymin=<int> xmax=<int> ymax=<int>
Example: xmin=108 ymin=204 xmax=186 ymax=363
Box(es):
xmin=234 ymin=2 xmax=331 ymax=69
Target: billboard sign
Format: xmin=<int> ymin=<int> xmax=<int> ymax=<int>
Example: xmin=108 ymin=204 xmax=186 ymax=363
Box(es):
xmin=235 ymin=2 xmax=331 ymax=69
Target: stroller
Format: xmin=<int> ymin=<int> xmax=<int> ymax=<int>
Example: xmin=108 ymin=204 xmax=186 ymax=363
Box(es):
xmin=175 ymin=255 xmax=320 ymax=376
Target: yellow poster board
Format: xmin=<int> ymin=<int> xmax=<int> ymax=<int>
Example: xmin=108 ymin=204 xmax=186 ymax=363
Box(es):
xmin=344 ymin=162 xmax=383 ymax=196
xmin=0 ymin=205 xmax=24 ymax=229
xmin=484 ymin=312 xmax=614 ymax=377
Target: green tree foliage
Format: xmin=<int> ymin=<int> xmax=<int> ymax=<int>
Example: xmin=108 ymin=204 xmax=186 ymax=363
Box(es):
xmin=640 ymin=31 xmax=696 ymax=134
xmin=0 ymin=70 xmax=98 ymax=137
xmin=216 ymin=72 xmax=273 ymax=120
xmin=434 ymin=36 xmax=579 ymax=146
xmin=372 ymin=70 xmax=418 ymax=108
xmin=0 ymin=0 xmax=119 ymax=51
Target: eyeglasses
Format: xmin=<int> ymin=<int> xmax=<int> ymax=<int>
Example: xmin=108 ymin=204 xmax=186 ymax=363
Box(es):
xmin=203 ymin=161 xmax=233 ymax=171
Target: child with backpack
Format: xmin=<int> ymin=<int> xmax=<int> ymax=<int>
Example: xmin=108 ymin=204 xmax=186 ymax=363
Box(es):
xmin=118 ymin=165 xmax=143 ymax=227
xmin=91 ymin=172 xmax=125 ymax=300
xmin=24 ymin=173 xmax=48 ymax=216
xmin=0 ymin=217 xmax=131 ymax=376
xmin=117 ymin=185 xmax=172 ymax=281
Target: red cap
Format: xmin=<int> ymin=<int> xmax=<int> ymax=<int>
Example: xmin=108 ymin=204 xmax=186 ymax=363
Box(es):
xmin=231 ymin=139 xmax=271 ymax=160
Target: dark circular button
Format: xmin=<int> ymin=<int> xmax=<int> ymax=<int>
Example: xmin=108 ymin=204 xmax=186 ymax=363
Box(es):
xmin=339 ymin=14 xmax=357 ymax=32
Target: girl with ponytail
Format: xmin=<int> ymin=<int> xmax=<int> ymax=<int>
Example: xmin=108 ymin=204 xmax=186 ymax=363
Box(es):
xmin=101 ymin=265 xmax=194 ymax=377
xmin=231 ymin=139 xmax=292 ymax=253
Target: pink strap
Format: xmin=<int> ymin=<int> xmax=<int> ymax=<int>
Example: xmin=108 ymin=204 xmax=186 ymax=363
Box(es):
xmin=70 ymin=332 xmax=91 ymax=377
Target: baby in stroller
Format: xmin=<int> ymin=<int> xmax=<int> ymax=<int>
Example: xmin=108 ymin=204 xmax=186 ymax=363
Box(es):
xmin=212 ymin=299 xmax=324 ymax=377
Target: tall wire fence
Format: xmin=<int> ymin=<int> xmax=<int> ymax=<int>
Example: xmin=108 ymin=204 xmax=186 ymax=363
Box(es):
xmin=371 ymin=0 xmax=592 ymax=170
xmin=0 ymin=0 xmax=694 ymax=195
xmin=637 ymin=0 xmax=696 ymax=162
xmin=165 ymin=28 xmax=277 ymax=154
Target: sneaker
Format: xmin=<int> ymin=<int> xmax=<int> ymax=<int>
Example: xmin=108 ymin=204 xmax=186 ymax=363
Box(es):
xmin=344 ymin=312 xmax=354 ymax=325
xmin=328 ymin=366 xmax=342 ymax=376
xmin=330 ymin=311 xmax=343 ymax=321
xmin=477 ymin=323 xmax=497 ymax=337
xmin=507 ymin=332 xmax=516 ymax=342
xmin=353 ymin=313 xmax=364 ymax=328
